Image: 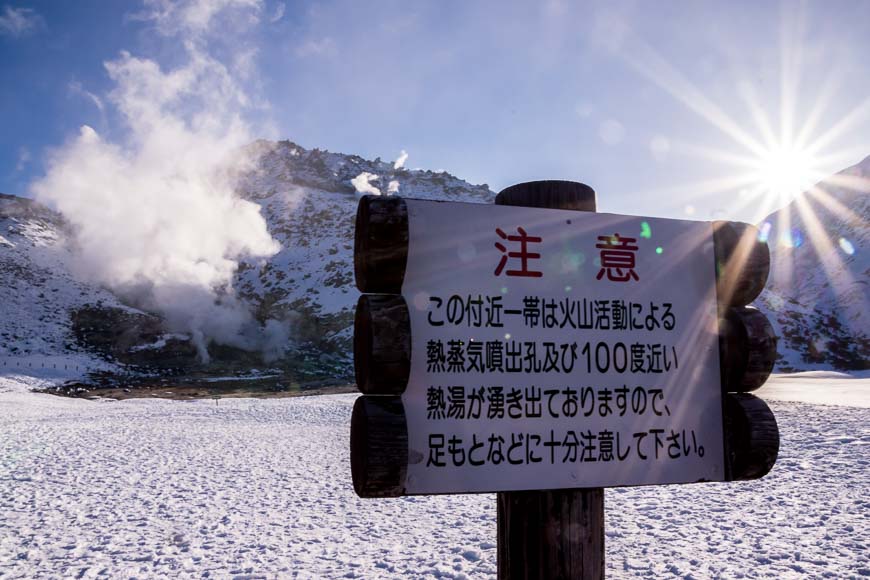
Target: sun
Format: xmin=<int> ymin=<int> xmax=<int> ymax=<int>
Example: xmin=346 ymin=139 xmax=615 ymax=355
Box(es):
xmin=752 ymin=144 xmax=820 ymax=205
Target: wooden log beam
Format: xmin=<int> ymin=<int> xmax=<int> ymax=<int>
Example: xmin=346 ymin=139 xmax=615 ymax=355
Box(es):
xmin=350 ymin=395 xmax=408 ymax=498
xmin=353 ymin=298 xmax=776 ymax=396
xmin=723 ymin=393 xmax=779 ymax=481
xmin=346 ymin=392 xmax=780 ymax=497
xmin=354 ymin=196 xmax=771 ymax=306
xmin=354 ymin=195 xmax=409 ymax=294
xmin=713 ymin=221 xmax=770 ymax=307
xmin=719 ymin=307 xmax=778 ymax=393
xmin=354 ymin=294 xmax=411 ymax=395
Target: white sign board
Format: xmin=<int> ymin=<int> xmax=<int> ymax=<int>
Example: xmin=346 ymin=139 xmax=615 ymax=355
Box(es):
xmin=399 ymin=199 xmax=724 ymax=494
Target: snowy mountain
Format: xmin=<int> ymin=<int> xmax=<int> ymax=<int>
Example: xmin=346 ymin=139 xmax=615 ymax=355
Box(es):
xmin=2 ymin=142 xmax=866 ymax=389
xmin=756 ymin=155 xmax=869 ymax=371
xmin=0 ymin=142 xmax=495 ymax=388
xmin=0 ymin=194 xmax=131 ymax=373
xmin=229 ymin=140 xmax=495 ymax=381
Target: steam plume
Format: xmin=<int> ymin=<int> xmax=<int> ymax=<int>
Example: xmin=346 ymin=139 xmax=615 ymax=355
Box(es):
xmin=351 ymin=172 xmax=382 ymax=196
xmin=31 ymin=0 xmax=288 ymax=362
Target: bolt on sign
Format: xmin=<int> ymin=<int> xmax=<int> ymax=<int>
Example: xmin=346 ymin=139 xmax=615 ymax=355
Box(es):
xmin=352 ymin=193 xmax=779 ymax=498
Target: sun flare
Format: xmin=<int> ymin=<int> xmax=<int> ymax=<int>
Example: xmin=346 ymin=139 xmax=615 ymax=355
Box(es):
xmin=752 ymin=144 xmax=820 ymax=204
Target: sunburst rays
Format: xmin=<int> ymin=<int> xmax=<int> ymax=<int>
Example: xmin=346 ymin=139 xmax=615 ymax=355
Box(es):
xmin=611 ymin=6 xmax=865 ymax=307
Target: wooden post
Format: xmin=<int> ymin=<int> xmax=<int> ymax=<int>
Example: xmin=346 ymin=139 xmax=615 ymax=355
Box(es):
xmin=495 ymin=180 xmax=604 ymax=580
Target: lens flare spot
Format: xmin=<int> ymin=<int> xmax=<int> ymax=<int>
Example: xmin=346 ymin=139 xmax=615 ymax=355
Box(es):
xmin=655 ymin=246 xmax=663 ymax=254
xmin=457 ymin=243 xmax=477 ymax=262
xmin=501 ymin=287 xmax=508 ymax=294
xmin=565 ymin=285 xmax=572 ymax=292
xmin=640 ymin=222 xmax=652 ymax=239
xmin=779 ymin=228 xmax=804 ymax=248
xmin=560 ymin=252 xmax=585 ymax=273
xmin=413 ymin=292 xmax=430 ymax=311
xmin=767 ymin=294 xmax=785 ymax=310
xmin=684 ymin=205 xmax=696 ymax=216
xmin=504 ymin=333 xmax=511 ymax=340
xmin=759 ymin=221 xmax=772 ymax=243
xmin=838 ymin=237 xmax=855 ymax=255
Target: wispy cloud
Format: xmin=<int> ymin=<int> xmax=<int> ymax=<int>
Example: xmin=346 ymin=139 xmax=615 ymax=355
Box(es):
xmin=0 ymin=5 xmax=43 ymax=37
xmin=15 ymin=146 xmax=30 ymax=171
xmin=295 ymin=36 xmax=336 ymax=58
xmin=130 ymin=0 xmax=262 ymax=38
xmin=269 ymin=1 xmax=284 ymax=23
xmin=68 ymin=81 xmax=105 ymax=113
xmin=393 ymin=150 xmax=408 ymax=169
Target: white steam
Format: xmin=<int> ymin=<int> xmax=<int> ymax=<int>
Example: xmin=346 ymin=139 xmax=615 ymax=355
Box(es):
xmin=351 ymin=172 xmax=382 ymax=196
xmin=393 ymin=149 xmax=408 ymax=169
xmin=31 ymin=0 xmax=290 ymax=362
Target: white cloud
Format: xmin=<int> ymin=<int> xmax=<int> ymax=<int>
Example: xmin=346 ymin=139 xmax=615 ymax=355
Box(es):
xmin=131 ymin=0 xmax=262 ymax=38
xmin=575 ymin=102 xmax=594 ymax=119
xmin=15 ymin=146 xmax=30 ymax=171
xmin=68 ymin=81 xmax=105 ymax=113
xmin=295 ymin=37 xmax=336 ymax=58
xmin=598 ymin=119 xmax=625 ymax=145
xmin=650 ymin=135 xmax=670 ymax=161
xmin=393 ymin=149 xmax=408 ymax=169
xmin=31 ymin=0 xmax=286 ymax=362
xmin=0 ymin=5 xmax=43 ymax=37
xmin=351 ymin=172 xmax=381 ymax=196
xmin=269 ymin=2 xmax=285 ymax=23
xmin=590 ymin=10 xmax=629 ymax=53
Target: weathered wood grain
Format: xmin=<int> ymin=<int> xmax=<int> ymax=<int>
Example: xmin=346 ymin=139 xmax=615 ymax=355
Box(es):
xmin=719 ymin=307 xmax=778 ymax=392
xmin=353 ymin=294 xmax=411 ymax=395
xmin=350 ymin=395 xmax=407 ymax=498
xmin=723 ymin=393 xmax=779 ymax=481
xmin=497 ymin=180 xmax=597 ymax=211
xmin=713 ymin=221 xmax=770 ymax=307
xmin=498 ymin=488 xmax=605 ymax=580
xmin=354 ymin=195 xmax=408 ymax=293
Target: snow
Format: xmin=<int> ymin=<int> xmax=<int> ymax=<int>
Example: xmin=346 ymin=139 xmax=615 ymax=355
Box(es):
xmin=755 ymin=155 xmax=869 ymax=372
xmin=1 ymin=376 xmax=868 ymax=578
xmin=759 ymin=372 xmax=870 ymax=408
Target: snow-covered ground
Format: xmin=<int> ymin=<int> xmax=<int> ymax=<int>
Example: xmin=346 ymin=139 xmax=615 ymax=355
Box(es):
xmin=758 ymin=371 xmax=870 ymax=408
xmin=1 ymin=375 xmax=867 ymax=579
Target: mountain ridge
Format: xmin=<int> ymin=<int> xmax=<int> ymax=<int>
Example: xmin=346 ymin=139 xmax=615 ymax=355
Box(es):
xmin=0 ymin=142 xmax=866 ymax=391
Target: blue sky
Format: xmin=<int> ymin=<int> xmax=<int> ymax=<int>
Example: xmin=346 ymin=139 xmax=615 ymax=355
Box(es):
xmin=1 ymin=0 xmax=869 ymax=222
